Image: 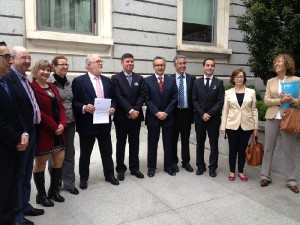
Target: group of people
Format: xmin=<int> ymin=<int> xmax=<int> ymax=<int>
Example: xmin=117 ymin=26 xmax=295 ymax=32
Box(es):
xmin=0 ymin=41 xmax=299 ymax=225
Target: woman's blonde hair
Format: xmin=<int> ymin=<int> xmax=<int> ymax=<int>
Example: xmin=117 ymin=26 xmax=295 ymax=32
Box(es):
xmin=273 ymin=54 xmax=296 ymax=76
xmin=31 ymin=60 xmax=52 ymax=80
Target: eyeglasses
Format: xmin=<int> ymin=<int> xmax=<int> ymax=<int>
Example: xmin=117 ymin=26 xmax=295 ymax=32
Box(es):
xmin=91 ymin=60 xmax=103 ymax=64
xmin=234 ymin=76 xmax=244 ymax=80
xmin=57 ymin=64 xmax=69 ymax=67
xmin=0 ymin=54 xmax=11 ymax=61
xmin=154 ymin=64 xmax=165 ymax=67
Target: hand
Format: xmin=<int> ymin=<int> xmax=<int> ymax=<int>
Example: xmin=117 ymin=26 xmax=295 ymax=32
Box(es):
xmin=156 ymin=112 xmax=167 ymax=120
xmin=253 ymin=129 xmax=258 ymax=136
xmin=280 ymin=92 xmax=292 ymax=103
xmin=16 ymin=134 xmax=29 ymax=151
xmin=109 ymin=107 xmax=115 ymax=116
xmin=201 ymin=113 xmax=211 ymax=121
xmin=84 ymin=104 xmax=95 ymax=114
xmin=128 ymin=110 xmax=139 ymax=120
xmin=55 ymin=124 xmax=64 ymax=135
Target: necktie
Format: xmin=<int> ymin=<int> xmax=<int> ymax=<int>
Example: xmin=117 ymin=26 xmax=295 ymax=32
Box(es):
xmin=158 ymin=76 xmax=164 ymax=92
xmin=205 ymin=78 xmax=210 ymax=93
xmin=95 ymin=76 xmax=104 ymax=98
xmin=178 ymin=76 xmax=185 ymax=108
xmin=126 ymin=75 xmax=132 ymax=86
xmin=22 ymin=77 xmax=41 ymax=124
xmin=0 ymin=78 xmax=11 ymax=97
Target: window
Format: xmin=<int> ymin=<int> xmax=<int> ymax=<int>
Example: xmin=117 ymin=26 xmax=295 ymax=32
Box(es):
xmin=183 ymin=0 xmax=215 ymax=43
xmin=177 ymin=0 xmax=232 ymax=55
xmin=25 ymin=0 xmax=113 ymax=56
xmin=37 ymin=0 xmax=95 ymax=34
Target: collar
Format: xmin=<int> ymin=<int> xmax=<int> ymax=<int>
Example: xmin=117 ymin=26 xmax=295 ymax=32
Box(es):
xmin=123 ymin=71 xmax=132 ymax=76
xmin=88 ymin=72 xmax=101 ymax=80
xmin=204 ymin=74 xmax=213 ymax=80
xmin=176 ymin=72 xmax=186 ymax=79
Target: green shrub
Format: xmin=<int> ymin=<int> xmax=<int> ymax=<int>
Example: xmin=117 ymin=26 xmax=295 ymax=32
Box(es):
xmin=256 ymin=100 xmax=267 ymax=121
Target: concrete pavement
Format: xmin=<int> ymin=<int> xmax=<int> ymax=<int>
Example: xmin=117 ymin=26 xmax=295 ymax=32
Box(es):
xmin=29 ymin=124 xmax=300 ymax=225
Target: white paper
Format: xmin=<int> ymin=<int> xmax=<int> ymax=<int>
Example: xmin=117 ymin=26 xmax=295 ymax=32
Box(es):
xmin=93 ymin=98 xmax=111 ymax=124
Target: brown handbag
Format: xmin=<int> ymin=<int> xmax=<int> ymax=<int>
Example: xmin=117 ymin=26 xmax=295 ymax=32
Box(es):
xmin=280 ymin=108 xmax=300 ymax=135
xmin=246 ymin=135 xmax=264 ymax=166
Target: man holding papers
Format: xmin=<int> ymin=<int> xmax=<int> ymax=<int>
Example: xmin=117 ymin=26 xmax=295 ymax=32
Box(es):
xmin=72 ymin=54 xmax=119 ymax=189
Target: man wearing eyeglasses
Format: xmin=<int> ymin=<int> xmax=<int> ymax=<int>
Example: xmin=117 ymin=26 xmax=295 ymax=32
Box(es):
xmin=144 ymin=56 xmax=178 ymax=177
xmin=0 ymin=42 xmax=29 ymax=225
xmin=72 ymin=54 xmax=119 ymax=190
xmin=4 ymin=46 xmax=44 ymax=225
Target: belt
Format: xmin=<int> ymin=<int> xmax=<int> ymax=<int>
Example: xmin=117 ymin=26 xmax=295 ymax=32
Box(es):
xmin=177 ymin=107 xmax=189 ymax=111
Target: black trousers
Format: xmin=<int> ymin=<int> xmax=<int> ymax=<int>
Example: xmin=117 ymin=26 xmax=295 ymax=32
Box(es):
xmin=0 ymin=161 xmax=19 ymax=225
xmin=195 ymin=116 xmax=221 ymax=170
xmin=147 ymin=126 xmax=173 ymax=171
xmin=78 ymin=132 xmax=114 ymax=181
xmin=226 ymin=128 xmax=252 ymax=173
xmin=115 ymin=120 xmax=141 ymax=173
xmin=172 ymin=109 xmax=192 ymax=165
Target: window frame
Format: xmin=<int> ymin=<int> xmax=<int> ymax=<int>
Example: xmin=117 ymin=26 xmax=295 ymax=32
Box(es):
xmin=24 ymin=0 xmax=113 ymax=56
xmin=177 ymin=0 xmax=232 ymax=55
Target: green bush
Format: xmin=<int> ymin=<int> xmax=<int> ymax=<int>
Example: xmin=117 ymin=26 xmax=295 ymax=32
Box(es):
xmin=256 ymin=100 xmax=267 ymax=121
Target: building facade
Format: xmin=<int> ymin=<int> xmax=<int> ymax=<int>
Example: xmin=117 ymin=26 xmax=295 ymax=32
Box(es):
xmin=0 ymin=0 xmax=262 ymax=87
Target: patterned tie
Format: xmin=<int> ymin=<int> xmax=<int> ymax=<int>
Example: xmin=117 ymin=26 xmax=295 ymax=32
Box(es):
xmin=178 ymin=75 xmax=185 ymax=108
xmin=205 ymin=78 xmax=210 ymax=93
xmin=126 ymin=75 xmax=132 ymax=86
xmin=0 ymin=78 xmax=11 ymax=97
xmin=158 ymin=76 xmax=164 ymax=92
xmin=95 ymin=76 xmax=104 ymax=98
xmin=22 ymin=77 xmax=41 ymax=124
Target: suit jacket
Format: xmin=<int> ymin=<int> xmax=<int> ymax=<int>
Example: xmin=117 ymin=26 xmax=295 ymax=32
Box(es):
xmin=111 ymin=71 xmax=145 ymax=123
xmin=172 ymin=73 xmax=196 ymax=123
xmin=0 ymin=81 xmax=24 ymax=167
xmin=220 ymin=87 xmax=258 ymax=131
xmin=144 ymin=74 xmax=178 ymax=127
xmin=72 ymin=73 xmax=116 ymax=134
xmin=192 ymin=76 xmax=225 ymax=123
xmin=264 ymin=75 xmax=300 ymax=119
xmin=4 ymin=69 xmax=35 ymax=132
xmin=31 ymin=80 xmax=67 ymax=151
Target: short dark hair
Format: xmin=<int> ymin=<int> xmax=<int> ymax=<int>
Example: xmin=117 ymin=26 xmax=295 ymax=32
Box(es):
xmin=52 ymin=55 xmax=68 ymax=66
xmin=203 ymin=58 xmax=215 ymax=66
xmin=0 ymin=41 xmax=7 ymax=46
xmin=230 ymin=68 xmax=247 ymax=85
xmin=121 ymin=53 xmax=134 ymax=62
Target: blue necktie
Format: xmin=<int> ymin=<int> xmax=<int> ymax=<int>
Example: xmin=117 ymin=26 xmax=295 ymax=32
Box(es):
xmin=0 ymin=78 xmax=11 ymax=97
xmin=178 ymin=76 xmax=185 ymax=108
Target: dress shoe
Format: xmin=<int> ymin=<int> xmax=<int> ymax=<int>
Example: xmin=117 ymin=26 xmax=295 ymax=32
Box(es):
xmin=105 ymin=176 xmax=120 ymax=185
xmin=147 ymin=169 xmax=155 ymax=177
xmin=229 ymin=174 xmax=235 ymax=181
xmin=238 ymin=174 xmax=248 ymax=182
xmin=173 ymin=164 xmax=179 ymax=172
xmin=260 ymin=179 xmax=271 ymax=187
xmin=14 ymin=218 xmax=34 ymax=225
xmin=196 ymin=167 xmax=206 ymax=175
xmin=36 ymin=194 xmax=54 ymax=207
xmin=209 ymin=169 xmax=217 ymax=177
xmin=131 ymin=170 xmax=144 ymax=178
xmin=117 ymin=172 xmax=125 ymax=181
xmin=182 ymin=163 xmax=194 ymax=172
xmin=66 ymin=187 xmax=79 ymax=195
xmin=287 ymin=185 xmax=299 ymax=193
xmin=79 ymin=181 xmax=88 ymax=190
xmin=24 ymin=207 xmax=44 ymax=216
xmin=164 ymin=168 xmax=176 ymax=176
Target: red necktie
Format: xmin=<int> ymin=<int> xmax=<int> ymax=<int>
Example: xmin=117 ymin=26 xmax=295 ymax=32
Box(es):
xmin=158 ymin=77 xmax=164 ymax=92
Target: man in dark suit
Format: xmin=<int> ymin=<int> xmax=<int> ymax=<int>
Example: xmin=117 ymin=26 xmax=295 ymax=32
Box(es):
xmin=172 ymin=55 xmax=196 ymax=173
xmin=192 ymin=58 xmax=224 ymax=177
xmin=0 ymin=48 xmax=29 ymax=225
xmin=4 ymin=46 xmax=44 ymax=225
xmin=72 ymin=54 xmax=119 ymax=189
xmin=111 ymin=53 xmax=145 ymax=181
xmin=144 ymin=56 xmax=178 ymax=177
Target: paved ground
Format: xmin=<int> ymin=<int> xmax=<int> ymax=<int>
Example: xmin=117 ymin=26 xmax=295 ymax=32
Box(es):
xmin=29 ymin=125 xmax=300 ymax=225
